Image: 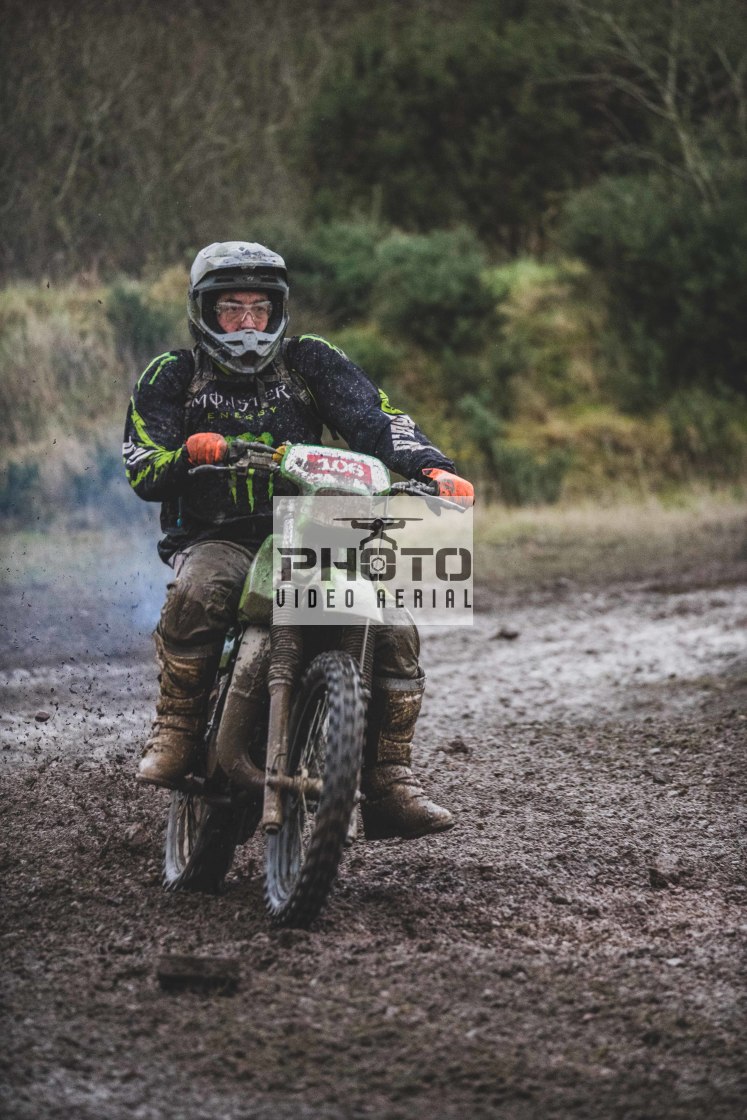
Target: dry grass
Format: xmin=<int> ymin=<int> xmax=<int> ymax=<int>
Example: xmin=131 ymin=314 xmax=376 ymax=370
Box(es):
xmin=0 ymin=281 xmax=127 ymax=447
xmin=474 ymin=490 xmax=747 ymax=588
xmin=3 ymin=491 xmax=744 ymax=601
xmin=0 ymin=275 xmax=188 ymax=453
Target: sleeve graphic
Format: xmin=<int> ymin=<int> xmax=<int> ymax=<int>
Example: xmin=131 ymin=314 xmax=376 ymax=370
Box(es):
xmin=122 ymin=352 xmax=189 ymax=500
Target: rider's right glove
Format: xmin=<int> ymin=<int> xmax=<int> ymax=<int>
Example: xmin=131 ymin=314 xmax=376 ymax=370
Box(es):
xmin=185 ymin=432 xmax=228 ymax=465
xmin=421 ymin=468 xmax=475 ymax=508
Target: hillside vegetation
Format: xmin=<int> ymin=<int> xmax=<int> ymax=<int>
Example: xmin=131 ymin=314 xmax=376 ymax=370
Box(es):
xmin=1 ymin=254 xmax=745 ymax=524
xmin=1 ymin=0 xmax=746 ymax=520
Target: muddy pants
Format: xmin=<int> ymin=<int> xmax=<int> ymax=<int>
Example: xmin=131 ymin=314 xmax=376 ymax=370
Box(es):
xmin=158 ymin=540 xmax=422 ymax=680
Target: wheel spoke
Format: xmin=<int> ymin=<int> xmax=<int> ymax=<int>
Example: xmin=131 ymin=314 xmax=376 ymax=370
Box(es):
xmin=265 ymin=651 xmax=365 ymax=925
xmin=165 ymin=788 xmax=241 ymax=892
xmin=300 ymin=697 xmax=328 ymax=779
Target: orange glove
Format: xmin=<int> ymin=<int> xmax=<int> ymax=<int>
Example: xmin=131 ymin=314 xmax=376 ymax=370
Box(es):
xmin=186 ymin=432 xmax=227 ymax=465
xmin=422 ymin=468 xmax=475 ymax=507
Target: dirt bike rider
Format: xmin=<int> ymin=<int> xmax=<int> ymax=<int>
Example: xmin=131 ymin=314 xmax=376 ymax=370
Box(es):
xmin=123 ymin=240 xmax=474 ymax=840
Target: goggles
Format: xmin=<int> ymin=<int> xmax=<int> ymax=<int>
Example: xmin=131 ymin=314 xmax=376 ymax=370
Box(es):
xmin=215 ymin=299 xmax=273 ymax=327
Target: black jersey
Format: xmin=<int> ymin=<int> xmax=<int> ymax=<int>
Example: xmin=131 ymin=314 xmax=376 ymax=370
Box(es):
xmin=123 ymin=334 xmax=455 ymax=561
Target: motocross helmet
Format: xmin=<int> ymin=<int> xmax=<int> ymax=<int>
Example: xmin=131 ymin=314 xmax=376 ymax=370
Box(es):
xmin=187 ymin=241 xmax=289 ymax=377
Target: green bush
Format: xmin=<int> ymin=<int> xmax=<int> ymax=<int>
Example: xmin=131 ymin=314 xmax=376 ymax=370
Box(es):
xmin=0 ymin=291 xmax=125 ymax=446
xmin=70 ymin=445 xmax=125 ymax=508
xmin=491 ymin=442 xmax=571 ymax=506
xmin=0 ymin=433 xmax=154 ymax=527
xmin=107 ymin=282 xmax=182 ymax=369
xmin=373 ymin=228 xmax=494 ymax=352
xmin=483 ymin=257 xmax=594 ymax=411
xmin=459 ymin=391 xmax=571 ymax=504
xmin=300 ymin=12 xmax=617 ymax=252
xmin=667 ymin=387 xmax=747 ymax=479
xmin=0 ymin=460 xmax=40 ymax=518
xmin=252 ymin=220 xmax=383 ymax=328
xmin=561 ymin=175 xmax=747 ymax=410
xmin=333 ymin=324 xmax=405 ymax=386
xmin=459 ymin=392 xmax=502 ymax=446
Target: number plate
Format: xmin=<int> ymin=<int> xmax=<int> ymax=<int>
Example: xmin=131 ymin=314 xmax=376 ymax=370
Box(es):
xmin=281 ymin=444 xmax=390 ymax=495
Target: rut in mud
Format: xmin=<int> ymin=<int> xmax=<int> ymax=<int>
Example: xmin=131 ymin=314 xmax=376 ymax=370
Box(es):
xmin=0 ymin=533 xmax=745 ymax=1120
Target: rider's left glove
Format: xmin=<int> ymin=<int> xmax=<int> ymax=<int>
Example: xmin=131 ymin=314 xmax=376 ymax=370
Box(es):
xmin=185 ymin=432 xmax=228 ymax=465
xmin=421 ymin=468 xmax=475 ymax=508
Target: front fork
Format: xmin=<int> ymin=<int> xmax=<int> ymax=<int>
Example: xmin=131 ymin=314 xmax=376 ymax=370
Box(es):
xmin=340 ymin=622 xmax=375 ymax=844
xmin=213 ymin=621 xmax=374 ymax=836
xmin=261 ymin=623 xmax=304 ymax=833
xmin=211 ymin=622 xmax=316 ymax=832
xmin=263 ymin=622 xmax=375 ymax=838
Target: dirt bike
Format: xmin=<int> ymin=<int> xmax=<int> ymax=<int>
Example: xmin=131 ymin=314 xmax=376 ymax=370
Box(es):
xmin=162 ymin=440 xmax=461 ymax=928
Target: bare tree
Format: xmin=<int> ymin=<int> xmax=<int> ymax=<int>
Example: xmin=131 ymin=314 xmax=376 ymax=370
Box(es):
xmin=561 ymin=0 xmax=747 ymax=207
xmin=0 ymin=0 xmax=368 ymax=277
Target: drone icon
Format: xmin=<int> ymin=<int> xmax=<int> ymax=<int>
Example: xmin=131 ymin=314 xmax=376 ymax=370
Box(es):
xmin=333 ymin=516 xmax=423 ymax=549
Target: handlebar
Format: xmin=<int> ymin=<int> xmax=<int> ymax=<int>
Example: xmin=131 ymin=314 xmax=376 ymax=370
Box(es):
xmin=188 ymin=445 xmax=470 ymax=511
xmin=387 ymin=479 xmax=468 ymax=512
xmin=188 ymin=441 xmax=283 ymax=476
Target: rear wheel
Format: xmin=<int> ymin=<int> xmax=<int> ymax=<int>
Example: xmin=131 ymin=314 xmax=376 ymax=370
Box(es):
xmin=163 ymin=671 xmax=260 ymax=893
xmin=163 ymin=793 xmax=250 ymax=892
xmin=264 ymin=651 xmax=365 ymax=927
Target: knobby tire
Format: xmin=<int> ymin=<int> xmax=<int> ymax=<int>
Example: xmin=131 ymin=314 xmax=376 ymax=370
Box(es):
xmin=264 ymin=651 xmax=365 ymax=928
xmin=162 ymin=668 xmax=259 ymax=893
xmin=163 ymin=794 xmax=250 ymax=893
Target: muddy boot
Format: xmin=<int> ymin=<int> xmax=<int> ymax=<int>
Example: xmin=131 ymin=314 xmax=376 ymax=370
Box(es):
xmin=137 ymin=633 xmax=221 ymax=788
xmin=361 ymin=676 xmax=454 ymax=840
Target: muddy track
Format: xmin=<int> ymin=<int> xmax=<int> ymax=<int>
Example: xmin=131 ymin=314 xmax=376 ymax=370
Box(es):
xmin=1 ymin=553 xmax=745 ymax=1119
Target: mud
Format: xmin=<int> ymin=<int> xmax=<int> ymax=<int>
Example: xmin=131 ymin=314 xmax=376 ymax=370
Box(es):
xmin=1 ymin=534 xmax=745 ymax=1119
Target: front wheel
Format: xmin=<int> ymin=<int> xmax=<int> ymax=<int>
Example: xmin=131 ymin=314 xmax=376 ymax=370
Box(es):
xmin=264 ymin=651 xmax=365 ymax=927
